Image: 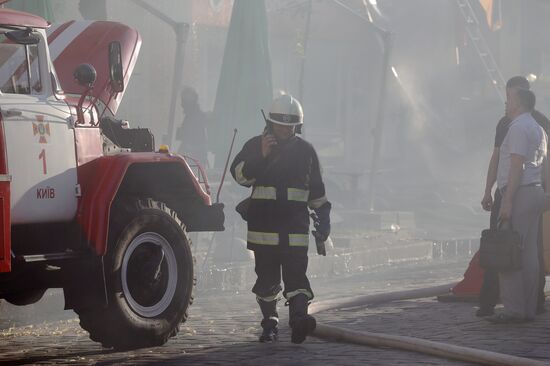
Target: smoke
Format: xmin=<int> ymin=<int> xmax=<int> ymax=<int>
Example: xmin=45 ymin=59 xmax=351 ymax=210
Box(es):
xmin=10 ymin=0 xmax=550 ymax=336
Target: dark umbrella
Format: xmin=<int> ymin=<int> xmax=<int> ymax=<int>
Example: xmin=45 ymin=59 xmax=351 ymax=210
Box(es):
xmin=211 ymin=0 xmax=273 ymax=165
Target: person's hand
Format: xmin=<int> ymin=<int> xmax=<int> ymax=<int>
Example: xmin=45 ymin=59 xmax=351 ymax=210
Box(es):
xmin=312 ymin=225 xmax=329 ymax=242
xmin=498 ymin=199 xmax=513 ymax=223
xmin=261 ymin=132 xmax=277 ymax=158
xmin=312 ymin=202 xmax=331 ymax=242
xmin=481 ymin=192 xmax=493 ymax=211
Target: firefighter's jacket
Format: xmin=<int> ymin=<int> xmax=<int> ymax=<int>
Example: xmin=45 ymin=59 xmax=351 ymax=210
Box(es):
xmin=230 ymin=135 xmax=328 ymax=251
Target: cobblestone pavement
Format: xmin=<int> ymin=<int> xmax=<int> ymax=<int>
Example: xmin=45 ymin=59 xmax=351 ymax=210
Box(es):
xmin=0 ymin=259 xmax=548 ymax=365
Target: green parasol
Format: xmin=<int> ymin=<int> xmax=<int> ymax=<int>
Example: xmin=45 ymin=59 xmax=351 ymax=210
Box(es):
xmin=211 ymin=0 xmax=273 ymax=165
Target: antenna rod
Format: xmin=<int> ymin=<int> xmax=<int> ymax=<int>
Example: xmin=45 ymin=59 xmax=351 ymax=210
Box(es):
xmin=216 ymin=128 xmax=238 ymax=203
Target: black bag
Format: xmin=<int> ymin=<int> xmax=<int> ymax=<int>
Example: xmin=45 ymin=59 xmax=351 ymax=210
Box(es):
xmin=479 ymin=225 xmax=522 ymax=271
xmin=235 ymin=197 xmax=250 ymax=221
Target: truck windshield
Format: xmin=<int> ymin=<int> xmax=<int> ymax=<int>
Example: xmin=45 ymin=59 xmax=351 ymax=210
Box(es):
xmin=0 ymin=32 xmax=42 ymax=95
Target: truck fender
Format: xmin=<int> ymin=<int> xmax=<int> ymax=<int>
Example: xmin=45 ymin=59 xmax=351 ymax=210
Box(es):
xmin=77 ymin=153 xmax=212 ymax=256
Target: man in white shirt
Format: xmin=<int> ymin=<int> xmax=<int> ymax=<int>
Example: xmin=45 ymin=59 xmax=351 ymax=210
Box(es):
xmin=489 ymin=87 xmax=548 ymax=323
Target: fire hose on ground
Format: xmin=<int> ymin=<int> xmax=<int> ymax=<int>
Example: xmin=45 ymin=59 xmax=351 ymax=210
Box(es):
xmin=308 ymin=283 xmax=548 ymax=366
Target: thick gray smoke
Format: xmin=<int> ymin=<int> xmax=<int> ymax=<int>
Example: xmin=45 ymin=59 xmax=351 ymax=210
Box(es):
xmin=3 ymin=0 xmax=550 ymax=332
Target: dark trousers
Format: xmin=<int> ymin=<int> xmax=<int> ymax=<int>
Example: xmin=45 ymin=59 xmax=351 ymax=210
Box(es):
xmin=480 ymin=189 xmax=547 ymax=310
xmin=252 ymin=247 xmax=313 ymax=300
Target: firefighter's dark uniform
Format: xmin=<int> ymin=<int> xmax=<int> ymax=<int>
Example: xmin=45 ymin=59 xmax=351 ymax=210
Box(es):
xmin=230 ymin=133 xmax=329 ymax=342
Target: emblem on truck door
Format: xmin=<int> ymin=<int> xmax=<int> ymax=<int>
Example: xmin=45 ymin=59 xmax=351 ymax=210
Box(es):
xmin=32 ymin=115 xmax=50 ymax=144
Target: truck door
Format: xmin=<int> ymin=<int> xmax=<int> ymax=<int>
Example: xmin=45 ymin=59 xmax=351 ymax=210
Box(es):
xmin=0 ymin=30 xmax=77 ymax=224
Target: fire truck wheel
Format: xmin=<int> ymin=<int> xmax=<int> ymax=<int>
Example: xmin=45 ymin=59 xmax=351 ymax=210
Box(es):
xmin=76 ymin=198 xmax=193 ymax=350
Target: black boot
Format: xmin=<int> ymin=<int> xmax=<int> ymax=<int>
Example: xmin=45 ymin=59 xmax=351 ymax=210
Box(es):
xmin=259 ymin=319 xmax=278 ymax=343
xmin=288 ymin=294 xmax=316 ymax=344
xmin=258 ymin=299 xmax=279 ymax=343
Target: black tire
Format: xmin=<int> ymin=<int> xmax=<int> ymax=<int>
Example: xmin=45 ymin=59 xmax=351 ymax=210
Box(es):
xmin=76 ymin=198 xmax=194 ymax=349
xmin=4 ymin=288 xmax=47 ymax=306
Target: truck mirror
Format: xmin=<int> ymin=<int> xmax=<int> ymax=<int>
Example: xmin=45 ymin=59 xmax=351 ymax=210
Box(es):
xmin=109 ymin=41 xmax=124 ymax=93
xmin=73 ymin=63 xmax=97 ymax=88
xmin=6 ymin=29 xmax=39 ymax=45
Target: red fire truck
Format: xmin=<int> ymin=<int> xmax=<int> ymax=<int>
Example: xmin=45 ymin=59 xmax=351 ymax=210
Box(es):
xmin=0 ymin=8 xmax=224 ymax=349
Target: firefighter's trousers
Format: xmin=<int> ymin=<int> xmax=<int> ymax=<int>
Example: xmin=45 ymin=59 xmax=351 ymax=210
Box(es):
xmin=252 ymin=246 xmax=313 ymax=302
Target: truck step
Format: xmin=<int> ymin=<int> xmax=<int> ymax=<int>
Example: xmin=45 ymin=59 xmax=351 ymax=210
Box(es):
xmin=18 ymin=252 xmax=84 ymax=263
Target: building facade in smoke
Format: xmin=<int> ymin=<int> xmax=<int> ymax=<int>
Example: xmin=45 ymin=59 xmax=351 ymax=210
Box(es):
xmin=4 ymin=0 xmax=55 ymax=21
xmin=7 ymin=0 xmax=550 ymax=210
xmin=78 ymin=0 xmax=107 ymax=20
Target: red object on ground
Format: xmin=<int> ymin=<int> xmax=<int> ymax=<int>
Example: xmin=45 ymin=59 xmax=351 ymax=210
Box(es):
xmin=451 ymin=251 xmax=484 ymax=295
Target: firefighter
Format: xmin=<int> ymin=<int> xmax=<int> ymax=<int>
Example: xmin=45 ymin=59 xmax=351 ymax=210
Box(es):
xmin=230 ymin=94 xmax=331 ymax=343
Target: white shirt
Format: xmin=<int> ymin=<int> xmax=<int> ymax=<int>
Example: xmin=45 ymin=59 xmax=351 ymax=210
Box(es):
xmin=497 ymin=112 xmax=547 ymax=189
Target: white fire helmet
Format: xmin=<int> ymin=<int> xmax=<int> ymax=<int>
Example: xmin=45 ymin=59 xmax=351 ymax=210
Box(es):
xmin=266 ymin=94 xmax=303 ymax=126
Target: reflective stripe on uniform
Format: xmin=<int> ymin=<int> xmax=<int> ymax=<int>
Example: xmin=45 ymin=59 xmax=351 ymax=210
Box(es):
xmin=286 ymin=289 xmax=313 ymax=300
xmin=308 ymin=195 xmax=328 ymax=209
xmin=248 ymin=231 xmax=279 ymax=245
xmin=256 ymin=294 xmax=280 ymax=302
xmin=289 ymin=234 xmax=309 ymax=247
xmin=251 ymin=186 xmax=277 ymax=200
xmin=268 ymin=316 xmax=279 ymax=324
xmin=234 ymin=161 xmax=256 ymax=186
xmin=288 ymin=188 xmax=309 ymax=202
